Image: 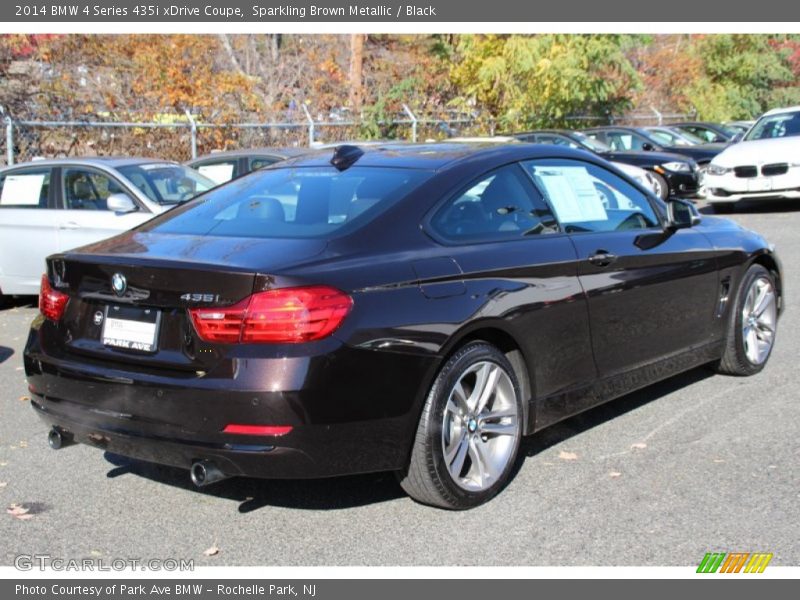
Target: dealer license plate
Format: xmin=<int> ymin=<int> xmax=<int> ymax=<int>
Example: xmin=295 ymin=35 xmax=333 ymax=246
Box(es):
xmin=102 ymin=305 xmax=160 ymax=353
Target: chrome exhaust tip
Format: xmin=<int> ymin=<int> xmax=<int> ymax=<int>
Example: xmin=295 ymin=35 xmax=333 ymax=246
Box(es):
xmin=48 ymin=427 xmax=74 ymax=450
xmin=190 ymin=460 xmax=228 ymax=488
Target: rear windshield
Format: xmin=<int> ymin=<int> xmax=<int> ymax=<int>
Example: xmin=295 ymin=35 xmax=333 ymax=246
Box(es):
xmin=139 ymin=166 xmax=431 ymax=239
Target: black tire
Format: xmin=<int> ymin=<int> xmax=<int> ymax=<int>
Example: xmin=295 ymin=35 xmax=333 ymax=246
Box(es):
xmin=651 ymin=172 xmax=669 ymax=200
xmin=714 ymin=264 xmax=778 ymax=376
xmin=397 ymin=341 xmax=524 ymax=509
xmin=711 ymin=202 xmax=735 ymax=214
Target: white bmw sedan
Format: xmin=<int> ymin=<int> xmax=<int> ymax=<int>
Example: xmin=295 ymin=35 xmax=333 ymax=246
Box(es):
xmin=705 ymin=106 xmax=800 ymax=212
xmin=0 ymin=157 xmax=215 ymax=299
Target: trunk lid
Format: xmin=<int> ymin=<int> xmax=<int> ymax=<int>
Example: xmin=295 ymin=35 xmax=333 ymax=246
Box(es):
xmin=47 ymin=231 xmax=327 ymax=371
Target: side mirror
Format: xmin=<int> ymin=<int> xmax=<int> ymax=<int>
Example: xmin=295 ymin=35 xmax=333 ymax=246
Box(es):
xmin=107 ymin=193 xmax=138 ymax=214
xmin=641 ymin=142 xmax=655 ymax=151
xmin=666 ymin=199 xmax=701 ymax=230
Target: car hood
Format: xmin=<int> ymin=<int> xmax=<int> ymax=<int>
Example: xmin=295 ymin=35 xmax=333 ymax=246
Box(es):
xmin=59 ymin=230 xmax=329 ymax=273
xmin=711 ymin=136 xmax=800 ymax=167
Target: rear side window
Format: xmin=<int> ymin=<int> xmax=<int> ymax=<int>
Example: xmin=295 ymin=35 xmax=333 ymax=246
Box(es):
xmin=0 ymin=168 xmax=51 ymax=208
xmin=140 ymin=166 xmax=431 ymax=239
xmin=430 ymin=164 xmax=558 ymax=242
xmin=249 ymin=156 xmax=280 ymax=171
xmin=194 ymin=159 xmax=239 ymax=184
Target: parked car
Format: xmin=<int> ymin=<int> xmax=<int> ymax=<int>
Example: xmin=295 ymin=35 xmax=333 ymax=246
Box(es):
xmin=0 ymin=158 xmax=215 ymax=299
xmin=704 ymin=106 xmax=800 ymax=212
xmin=25 ymin=143 xmax=782 ymax=509
xmin=583 ymin=126 xmax=725 ymax=165
xmin=724 ymin=120 xmax=756 ymax=137
xmin=513 ymin=129 xmax=700 ymax=200
xmin=187 ymin=147 xmax=308 ymax=184
xmin=670 ymin=122 xmax=739 ymax=144
xmin=644 ymin=126 xmax=708 ymax=147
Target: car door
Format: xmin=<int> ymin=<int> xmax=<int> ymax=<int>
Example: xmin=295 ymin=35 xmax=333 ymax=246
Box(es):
xmin=521 ymin=157 xmax=720 ymax=377
xmin=426 ymin=163 xmax=597 ymax=411
xmin=56 ymin=166 xmax=154 ymax=253
xmin=0 ymin=166 xmax=60 ymax=294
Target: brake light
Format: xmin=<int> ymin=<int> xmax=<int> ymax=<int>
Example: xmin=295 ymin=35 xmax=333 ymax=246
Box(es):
xmin=39 ymin=274 xmax=69 ymax=321
xmin=222 ymin=424 xmax=293 ymax=436
xmin=189 ymin=286 xmax=352 ymax=344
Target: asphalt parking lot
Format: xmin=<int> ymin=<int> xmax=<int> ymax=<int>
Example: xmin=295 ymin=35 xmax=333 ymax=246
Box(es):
xmin=0 ymin=199 xmax=798 ymax=567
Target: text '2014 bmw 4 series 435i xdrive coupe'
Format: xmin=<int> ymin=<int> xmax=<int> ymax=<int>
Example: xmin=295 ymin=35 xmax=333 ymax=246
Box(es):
xmin=24 ymin=143 xmax=783 ymax=509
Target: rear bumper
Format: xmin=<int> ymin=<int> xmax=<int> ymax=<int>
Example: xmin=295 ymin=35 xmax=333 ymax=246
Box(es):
xmin=24 ymin=328 xmax=438 ymax=480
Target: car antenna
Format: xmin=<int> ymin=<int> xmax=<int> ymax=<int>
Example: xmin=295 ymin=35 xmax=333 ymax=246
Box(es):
xmin=330 ymin=145 xmax=364 ymax=171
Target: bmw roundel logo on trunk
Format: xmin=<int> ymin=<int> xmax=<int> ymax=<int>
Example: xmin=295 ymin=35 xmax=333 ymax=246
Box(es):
xmin=111 ymin=273 xmax=127 ymax=297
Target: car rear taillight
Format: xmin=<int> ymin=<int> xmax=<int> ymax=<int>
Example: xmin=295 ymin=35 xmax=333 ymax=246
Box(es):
xmin=39 ymin=274 xmax=69 ymax=321
xmin=189 ymin=286 xmax=352 ymax=344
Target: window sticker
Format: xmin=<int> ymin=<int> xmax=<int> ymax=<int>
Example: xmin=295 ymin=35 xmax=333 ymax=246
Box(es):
xmin=534 ymin=166 xmax=608 ymax=223
xmin=198 ymin=163 xmax=235 ymax=184
xmin=0 ymin=173 xmax=46 ymax=206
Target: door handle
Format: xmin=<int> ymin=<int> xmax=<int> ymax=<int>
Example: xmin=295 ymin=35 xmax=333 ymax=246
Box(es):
xmin=58 ymin=222 xmax=81 ymax=230
xmin=588 ymin=250 xmax=618 ymax=267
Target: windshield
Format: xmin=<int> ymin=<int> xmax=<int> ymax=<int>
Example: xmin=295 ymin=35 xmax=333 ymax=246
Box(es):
xmin=118 ymin=163 xmax=216 ymax=204
xmin=139 ymin=166 xmax=432 ymax=239
xmin=572 ymin=131 xmax=611 ymax=152
xmin=745 ymin=111 xmax=800 ymax=141
xmin=647 ymin=128 xmax=701 ymax=146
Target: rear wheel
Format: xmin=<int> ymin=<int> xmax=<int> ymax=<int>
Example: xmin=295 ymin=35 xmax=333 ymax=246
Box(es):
xmin=715 ymin=264 xmax=778 ymax=376
xmin=398 ymin=342 xmax=523 ymax=509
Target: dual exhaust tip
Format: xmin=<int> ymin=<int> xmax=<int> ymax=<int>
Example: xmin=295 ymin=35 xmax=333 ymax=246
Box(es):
xmin=48 ymin=428 xmax=228 ymax=488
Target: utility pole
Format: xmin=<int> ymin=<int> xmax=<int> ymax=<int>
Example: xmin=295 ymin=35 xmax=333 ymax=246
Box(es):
xmin=349 ymin=34 xmax=364 ymax=110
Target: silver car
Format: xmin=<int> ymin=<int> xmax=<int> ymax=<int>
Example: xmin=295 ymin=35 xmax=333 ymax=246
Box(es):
xmin=0 ymin=157 xmax=215 ymax=298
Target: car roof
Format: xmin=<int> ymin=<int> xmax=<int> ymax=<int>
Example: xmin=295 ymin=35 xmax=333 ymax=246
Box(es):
xmin=0 ymin=156 xmax=180 ymax=171
xmin=274 ymin=142 xmax=596 ymax=171
xmin=761 ymin=106 xmax=800 ymax=117
xmin=188 ymin=147 xmax=309 ymax=162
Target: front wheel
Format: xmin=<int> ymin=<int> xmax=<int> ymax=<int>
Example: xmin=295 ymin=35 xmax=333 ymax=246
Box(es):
xmin=714 ymin=264 xmax=778 ymax=376
xmin=651 ymin=172 xmax=669 ymax=200
xmin=398 ymin=342 xmax=523 ymax=509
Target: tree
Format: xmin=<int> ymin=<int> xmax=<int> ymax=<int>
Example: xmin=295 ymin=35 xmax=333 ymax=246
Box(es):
xmin=450 ymin=34 xmax=640 ymax=130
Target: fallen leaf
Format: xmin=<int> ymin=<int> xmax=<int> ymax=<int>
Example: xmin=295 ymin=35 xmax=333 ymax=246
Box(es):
xmin=0 ymin=482 xmax=7 ymax=488
xmin=768 ymin=465 xmax=777 ymax=469
xmin=18 ymin=441 xmax=27 ymax=448
xmin=609 ymin=471 xmax=622 ymax=478
xmin=558 ymin=450 xmax=578 ymax=461
xmin=712 ymin=458 xmax=725 ymax=463
xmin=18 ymin=396 xmax=29 ymax=403
xmin=7 ymin=504 xmax=32 ymax=520
xmin=202 ymin=546 xmax=219 ymax=557
xmin=630 ymin=443 xmax=647 ymax=450
xmin=90 ymin=550 xmax=102 ymax=557
xmin=0 ymin=462 xmax=7 ymax=467
xmin=15 ymin=367 xmax=23 ymax=371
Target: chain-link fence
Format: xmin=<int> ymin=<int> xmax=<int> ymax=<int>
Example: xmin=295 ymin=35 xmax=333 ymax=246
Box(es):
xmin=0 ymin=106 xmax=481 ymax=166
xmin=0 ymin=105 xmax=696 ymax=167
